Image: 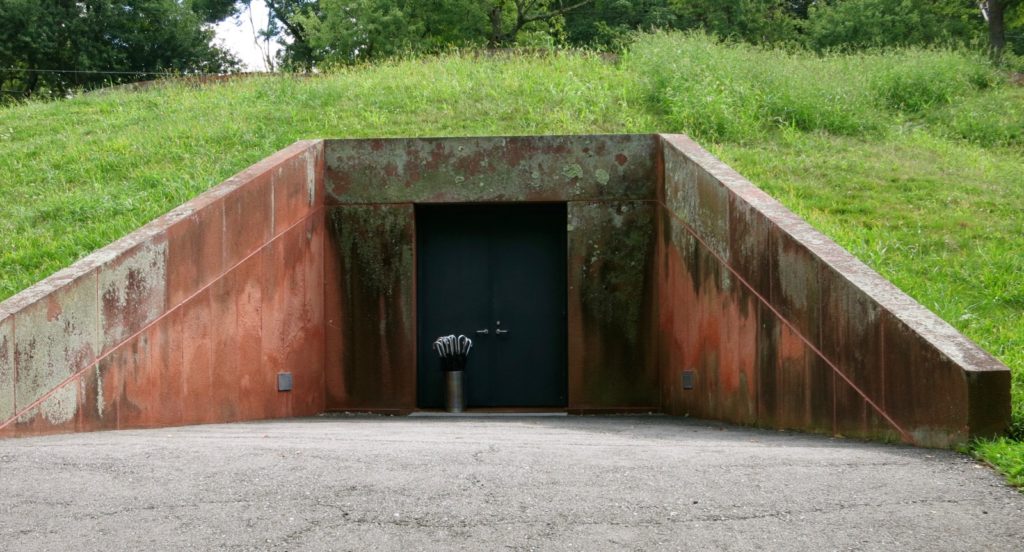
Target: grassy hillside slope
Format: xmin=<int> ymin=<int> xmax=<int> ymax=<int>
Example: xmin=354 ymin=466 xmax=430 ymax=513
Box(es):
xmin=1 ymin=33 xmax=1021 ymax=481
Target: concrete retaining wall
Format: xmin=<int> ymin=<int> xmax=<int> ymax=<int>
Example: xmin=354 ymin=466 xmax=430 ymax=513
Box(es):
xmin=0 ymin=141 xmax=326 ymax=437
xmin=655 ymin=135 xmax=1011 ymax=446
xmin=0 ymin=134 xmax=1010 ymax=447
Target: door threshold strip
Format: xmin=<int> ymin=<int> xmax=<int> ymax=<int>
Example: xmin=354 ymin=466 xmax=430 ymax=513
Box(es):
xmin=408 ymin=411 xmax=569 ymax=417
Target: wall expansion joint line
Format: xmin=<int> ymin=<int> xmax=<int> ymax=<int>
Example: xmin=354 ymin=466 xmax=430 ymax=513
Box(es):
xmin=658 ymin=202 xmax=911 ymax=443
xmin=0 ymin=207 xmax=324 ymax=431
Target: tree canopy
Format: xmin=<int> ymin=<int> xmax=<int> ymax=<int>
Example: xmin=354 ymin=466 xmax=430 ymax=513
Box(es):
xmin=257 ymin=0 xmax=1022 ymax=67
xmin=3 ymin=0 xmax=1021 ymax=100
xmin=0 ymin=0 xmax=238 ymax=99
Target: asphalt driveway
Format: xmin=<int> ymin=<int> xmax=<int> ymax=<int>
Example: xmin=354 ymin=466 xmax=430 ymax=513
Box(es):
xmin=0 ymin=415 xmax=1021 ymax=551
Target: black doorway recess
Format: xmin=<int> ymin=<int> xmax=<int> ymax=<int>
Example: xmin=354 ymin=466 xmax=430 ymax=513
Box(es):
xmin=416 ymin=204 xmax=568 ymax=408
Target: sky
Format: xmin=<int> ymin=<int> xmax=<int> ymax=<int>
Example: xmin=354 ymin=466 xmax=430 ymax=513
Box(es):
xmin=213 ymin=0 xmax=283 ymax=72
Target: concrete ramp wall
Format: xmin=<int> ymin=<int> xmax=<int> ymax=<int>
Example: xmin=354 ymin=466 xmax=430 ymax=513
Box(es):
xmin=656 ymin=135 xmax=1011 ymax=447
xmin=0 ymin=141 xmax=326 ymax=438
xmin=0 ymin=134 xmax=1011 ymax=447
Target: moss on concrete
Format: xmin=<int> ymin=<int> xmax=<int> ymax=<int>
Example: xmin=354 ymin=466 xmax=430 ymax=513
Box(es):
xmin=570 ymin=201 xmax=655 ymax=343
xmin=325 ymin=136 xmax=657 ymax=204
xmin=329 ymin=206 xmax=413 ymax=299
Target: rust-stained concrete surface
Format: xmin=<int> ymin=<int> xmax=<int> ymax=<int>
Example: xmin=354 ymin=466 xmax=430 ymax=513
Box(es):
xmin=0 ymin=416 xmax=1021 ymax=551
xmin=12 ymin=271 xmax=99 ymax=428
xmin=0 ymin=134 xmax=1012 ymax=447
xmin=657 ymin=135 xmax=1011 ymax=446
xmin=324 ymin=135 xmax=657 ymax=203
xmin=98 ymin=240 xmax=167 ymax=351
xmin=0 ymin=317 xmax=13 ymax=421
xmin=324 ymin=204 xmax=417 ymax=412
xmin=320 ymin=135 xmax=663 ymax=415
xmin=0 ymin=140 xmax=325 ymax=439
xmin=568 ymin=201 xmax=658 ymax=410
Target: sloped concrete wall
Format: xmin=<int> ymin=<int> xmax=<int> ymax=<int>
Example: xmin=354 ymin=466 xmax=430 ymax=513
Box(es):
xmin=0 ymin=141 xmax=326 ymax=437
xmin=0 ymin=133 xmax=1010 ymax=447
xmin=655 ymin=134 xmax=1011 ymax=447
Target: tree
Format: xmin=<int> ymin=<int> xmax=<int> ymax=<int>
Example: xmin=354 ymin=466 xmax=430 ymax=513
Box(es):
xmin=294 ymin=0 xmax=595 ymax=65
xmin=304 ymin=0 xmax=426 ymax=64
xmin=563 ymin=0 xmax=679 ymax=49
xmin=303 ymin=0 xmax=488 ymax=65
xmin=190 ymin=0 xmax=243 ymax=21
xmin=484 ymin=0 xmax=594 ymax=47
xmin=0 ymin=0 xmax=238 ymax=98
xmin=670 ymin=0 xmax=801 ymax=45
xmin=978 ymin=0 xmax=1022 ymax=58
xmin=258 ymin=0 xmax=321 ymax=68
xmin=782 ymin=0 xmax=814 ymax=18
xmin=805 ymin=0 xmax=979 ymax=51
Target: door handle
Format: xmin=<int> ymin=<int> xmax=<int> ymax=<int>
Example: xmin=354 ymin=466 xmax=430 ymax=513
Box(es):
xmin=495 ymin=329 xmax=509 ymax=335
xmin=476 ymin=329 xmax=489 ymax=335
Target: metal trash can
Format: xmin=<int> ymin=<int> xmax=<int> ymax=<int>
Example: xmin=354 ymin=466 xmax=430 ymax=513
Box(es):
xmin=433 ymin=334 xmax=472 ymax=413
xmin=445 ymin=370 xmax=464 ymax=413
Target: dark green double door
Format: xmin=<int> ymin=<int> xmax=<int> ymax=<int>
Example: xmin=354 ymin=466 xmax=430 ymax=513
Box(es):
xmin=417 ymin=204 xmax=567 ymax=408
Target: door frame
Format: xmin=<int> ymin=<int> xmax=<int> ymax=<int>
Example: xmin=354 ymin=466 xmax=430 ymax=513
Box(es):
xmin=413 ymin=202 xmax=570 ymax=411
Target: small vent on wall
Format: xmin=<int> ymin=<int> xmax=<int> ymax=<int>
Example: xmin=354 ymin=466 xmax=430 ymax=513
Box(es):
xmin=682 ymin=371 xmax=695 ymax=390
xmin=277 ymin=373 xmax=293 ymax=392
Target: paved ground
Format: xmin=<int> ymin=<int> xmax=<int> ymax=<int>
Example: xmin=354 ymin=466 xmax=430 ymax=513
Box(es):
xmin=0 ymin=415 xmax=1021 ymax=551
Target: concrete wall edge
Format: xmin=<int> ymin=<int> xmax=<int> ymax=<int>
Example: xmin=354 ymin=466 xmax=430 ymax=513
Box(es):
xmin=657 ymin=133 xmax=1011 ymax=378
xmin=0 ymin=140 xmax=324 ymax=321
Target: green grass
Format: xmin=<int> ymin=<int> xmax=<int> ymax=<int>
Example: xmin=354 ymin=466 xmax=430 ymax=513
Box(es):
xmin=0 ymin=56 xmax=655 ymax=296
xmin=975 ymin=439 xmax=1024 ymax=487
xmin=1 ymin=32 xmax=1022 ymax=484
xmin=926 ymin=86 xmax=1024 ymax=147
xmin=625 ymin=33 xmax=1003 ymax=142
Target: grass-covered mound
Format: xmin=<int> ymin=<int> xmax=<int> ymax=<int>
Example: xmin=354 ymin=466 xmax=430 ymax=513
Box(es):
xmin=1 ymin=32 xmax=1021 ymax=479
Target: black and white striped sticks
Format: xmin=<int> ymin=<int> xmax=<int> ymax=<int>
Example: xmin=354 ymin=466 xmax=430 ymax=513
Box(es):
xmin=432 ymin=334 xmax=472 ymax=372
